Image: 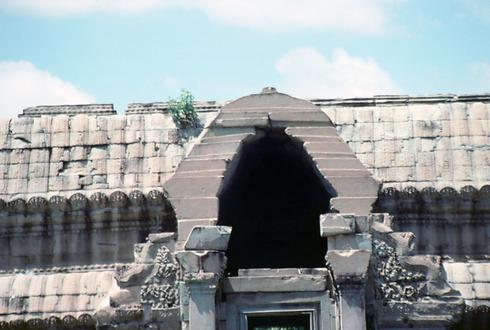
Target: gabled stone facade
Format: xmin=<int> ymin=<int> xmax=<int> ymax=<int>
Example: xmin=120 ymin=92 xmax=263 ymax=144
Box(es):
xmin=0 ymin=88 xmax=489 ymax=329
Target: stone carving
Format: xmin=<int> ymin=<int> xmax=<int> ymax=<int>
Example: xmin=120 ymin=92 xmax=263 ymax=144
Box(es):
xmin=372 ymin=238 xmax=425 ymax=302
xmin=140 ymin=246 xmax=180 ymax=309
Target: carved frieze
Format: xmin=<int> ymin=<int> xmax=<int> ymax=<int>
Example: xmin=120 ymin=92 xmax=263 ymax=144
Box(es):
xmin=372 ymin=238 xmax=426 ymax=302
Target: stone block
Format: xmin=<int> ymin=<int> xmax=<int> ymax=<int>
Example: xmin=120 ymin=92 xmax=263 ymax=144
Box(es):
xmin=388 ymin=232 xmax=416 ymax=255
xmin=315 ymin=157 xmax=365 ymax=170
xmin=110 ymin=286 xmax=141 ymax=307
xmin=170 ymin=197 xmax=218 ymax=220
xmin=175 ymin=251 xmax=200 ymax=273
xmin=184 ymin=226 xmax=232 ymax=251
xmin=213 ymin=117 xmax=269 ymax=128
xmin=127 ymin=142 xmax=144 ymax=158
xmin=148 ymin=232 xmax=176 ymax=244
xmin=223 ymin=275 xmax=327 ymax=293
xmin=285 ymin=126 xmax=338 ymax=137
xmin=175 ymin=250 xmax=226 ymax=274
xmin=190 ymin=142 xmax=241 ymax=157
xmin=269 ymin=111 xmax=330 ymax=125
xmin=178 ymin=159 xmax=228 ymax=172
xmin=326 ymin=249 xmax=371 ymax=280
xmin=320 ymin=213 xmax=355 ymax=237
xmin=165 ymin=177 xmax=223 ymax=198
xmin=88 ymin=130 xmax=109 ymax=145
xmin=176 ymin=217 xmax=218 ymax=241
xmin=327 ymin=176 xmax=379 ymax=198
xmin=443 ymin=263 xmax=472 ymax=284
xmin=328 ymin=233 xmax=372 ymax=251
xmin=27 ymin=177 xmax=48 ymax=193
xmin=115 ymin=263 xmax=154 ymax=288
xmin=304 ymin=141 xmax=353 ymax=154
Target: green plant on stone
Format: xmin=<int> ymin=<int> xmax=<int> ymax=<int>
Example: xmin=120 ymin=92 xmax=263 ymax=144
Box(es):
xmin=167 ymin=90 xmax=200 ymax=128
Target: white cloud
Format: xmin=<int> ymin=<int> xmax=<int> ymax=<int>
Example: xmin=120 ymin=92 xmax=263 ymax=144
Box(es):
xmin=274 ymin=47 xmax=400 ymax=98
xmin=0 ymin=61 xmax=95 ymax=118
xmin=0 ymin=0 xmax=176 ymax=17
xmin=194 ymin=0 xmax=389 ymax=34
xmin=0 ymin=0 xmax=394 ymax=34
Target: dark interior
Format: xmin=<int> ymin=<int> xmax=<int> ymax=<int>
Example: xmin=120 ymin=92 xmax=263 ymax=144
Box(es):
xmin=218 ymin=128 xmax=334 ymax=275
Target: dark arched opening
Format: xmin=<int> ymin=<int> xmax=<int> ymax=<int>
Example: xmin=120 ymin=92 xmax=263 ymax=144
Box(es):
xmin=218 ymin=128 xmax=335 ymax=275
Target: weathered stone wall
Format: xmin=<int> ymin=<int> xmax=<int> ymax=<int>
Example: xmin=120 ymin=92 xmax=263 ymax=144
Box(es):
xmin=0 ymin=111 xmax=214 ymax=200
xmin=319 ymin=96 xmax=490 ymax=190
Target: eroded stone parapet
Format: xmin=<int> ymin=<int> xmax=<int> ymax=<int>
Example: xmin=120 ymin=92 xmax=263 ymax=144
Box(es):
xmin=184 ymin=226 xmax=232 ymax=251
xmin=326 ymin=249 xmax=371 ymax=283
xmin=320 ymin=213 xmax=356 ymax=237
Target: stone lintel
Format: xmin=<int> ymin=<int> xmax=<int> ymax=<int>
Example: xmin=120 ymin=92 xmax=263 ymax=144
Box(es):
xmin=237 ymin=268 xmax=330 ymax=277
xmin=223 ymin=275 xmax=327 ymax=293
xmin=184 ymin=226 xmax=232 ymax=251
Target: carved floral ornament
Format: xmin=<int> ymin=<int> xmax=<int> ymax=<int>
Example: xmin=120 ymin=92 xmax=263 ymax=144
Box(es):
xmin=0 ymin=189 xmax=170 ymax=215
xmin=372 ymin=238 xmax=426 ymax=302
xmin=140 ymin=246 xmax=180 ymax=309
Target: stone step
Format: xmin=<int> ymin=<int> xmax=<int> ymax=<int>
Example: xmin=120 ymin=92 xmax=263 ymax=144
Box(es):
xmin=286 ymin=126 xmax=338 ymax=137
xmin=305 ymin=141 xmax=354 ymax=154
xmin=314 ymin=158 xmax=367 ymax=170
xmin=165 ymin=177 xmax=223 ymax=198
xmin=169 ymin=197 xmax=219 ymax=220
xmin=189 ymin=141 xmax=241 ymax=157
xmin=177 ymin=159 xmax=228 ymax=172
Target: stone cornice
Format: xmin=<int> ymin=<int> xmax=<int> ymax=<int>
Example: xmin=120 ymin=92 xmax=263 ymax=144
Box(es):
xmin=20 ymin=104 xmax=116 ymax=117
xmin=311 ymin=93 xmax=490 ymax=107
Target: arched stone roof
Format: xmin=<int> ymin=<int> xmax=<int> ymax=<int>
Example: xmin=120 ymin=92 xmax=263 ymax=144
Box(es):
xmin=163 ymin=88 xmax=380 ymax=244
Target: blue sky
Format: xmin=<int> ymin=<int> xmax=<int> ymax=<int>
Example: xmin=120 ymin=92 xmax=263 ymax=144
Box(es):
xmin=0 ymin=0 xmax=490 ymax=116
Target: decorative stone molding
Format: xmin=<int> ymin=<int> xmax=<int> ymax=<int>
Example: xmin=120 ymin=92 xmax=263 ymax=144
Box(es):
xmin=0 ymin=189 xmax=176 ymax=236
xmin=375 ymin=185 xmax=490 ymax=256
xmin=0 ymin=262 xmax=122 ymax=275
xmin=0 ymin=314 xmax=96 ymax=329
xmin=375 ymin=185 xmax=490 ymax=223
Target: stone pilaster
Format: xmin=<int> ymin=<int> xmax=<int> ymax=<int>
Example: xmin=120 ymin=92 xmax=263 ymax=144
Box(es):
xmin=320 ymin=213 xmax=373 ymax=330
xmin=175 ymin=225 xmax=231 ymax=330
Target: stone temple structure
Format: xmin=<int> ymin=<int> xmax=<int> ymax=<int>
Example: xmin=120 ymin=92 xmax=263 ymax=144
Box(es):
xmin=0 ymin=87 xmax=489 ymax=329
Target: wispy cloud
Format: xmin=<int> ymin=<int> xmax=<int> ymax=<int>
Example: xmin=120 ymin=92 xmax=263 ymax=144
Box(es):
xmin=460 ymin=0 xmax=490 ymax=21
xmin=275 ymin=47 xmax=400 ymax=98
xmin=0 ymin=61 xmax=95 ymax=118
xmin=0 ymin=0 xmax=396 ymax=34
